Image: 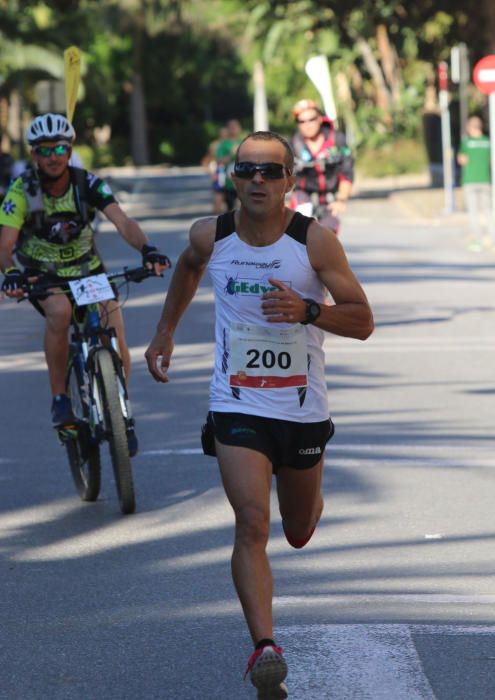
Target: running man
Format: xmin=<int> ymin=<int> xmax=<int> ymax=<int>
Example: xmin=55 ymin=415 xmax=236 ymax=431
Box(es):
xmin=145 ymin=130 xmax=373 ymax=698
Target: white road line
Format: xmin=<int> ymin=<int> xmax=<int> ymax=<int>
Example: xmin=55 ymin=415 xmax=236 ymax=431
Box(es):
xmin=274 ymin=594 xmax=495 ymax=606
xmin=140 ymin=443 xmax=494 ymax=459
xmin=278 ymin=624 xmax=495 ymax=700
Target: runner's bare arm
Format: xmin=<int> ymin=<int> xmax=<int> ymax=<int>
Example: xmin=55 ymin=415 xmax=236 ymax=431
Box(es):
xmin=307 ymin=221 xmax=373 ymax=339
xmin=145 ymin=217 xmax=216 ymax=382
xmin=261 ymin=221 xmax=373 ymax=338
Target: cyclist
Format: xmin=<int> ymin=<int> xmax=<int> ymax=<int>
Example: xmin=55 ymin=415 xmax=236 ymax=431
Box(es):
xmin=290 ymin=98 xmax=354 ymax=234
xmin=0 ymin=113 xmax=169 ymax=454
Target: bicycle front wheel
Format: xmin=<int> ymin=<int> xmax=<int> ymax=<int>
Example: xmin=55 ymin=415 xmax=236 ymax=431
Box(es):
xmin=95 ymin=348 xmax=135 ymax=515
xmin=66 ymin=361 xmax=101 ymax=502
xmin=65 ymin=432 xmax=101 ymax=502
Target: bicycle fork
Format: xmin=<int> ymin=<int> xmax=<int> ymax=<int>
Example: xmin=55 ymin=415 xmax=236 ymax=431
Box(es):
xmin=85 ymin=337 xmax=135 ymax=439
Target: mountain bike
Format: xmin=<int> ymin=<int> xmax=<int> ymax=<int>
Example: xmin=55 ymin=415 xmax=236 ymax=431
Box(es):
xmin=24 ymin=266 xmax=161 ymax=515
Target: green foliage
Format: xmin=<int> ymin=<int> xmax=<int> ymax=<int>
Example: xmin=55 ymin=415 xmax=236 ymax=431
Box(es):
xmin=1 ymin=0 xmax=494 ymax=171
xmin=356 ymin=138 xmax=427 ymax=177
xmin=74 ymin=144 xmax=94 ymax=169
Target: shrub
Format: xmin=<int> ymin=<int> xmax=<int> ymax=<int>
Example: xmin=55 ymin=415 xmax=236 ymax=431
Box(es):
xmin=356 ymin=138 xmax=427 ymax=177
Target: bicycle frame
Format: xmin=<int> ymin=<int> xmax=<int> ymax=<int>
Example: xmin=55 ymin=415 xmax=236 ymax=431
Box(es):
xmin=67 ymin=295 xmax=132 ymax=444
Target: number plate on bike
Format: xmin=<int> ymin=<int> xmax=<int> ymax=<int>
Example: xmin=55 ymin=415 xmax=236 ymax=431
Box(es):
xmin=229 ymin=322 xmax=308 ymax=389
xmin=69 ymin=274 xmax=115 ymax=306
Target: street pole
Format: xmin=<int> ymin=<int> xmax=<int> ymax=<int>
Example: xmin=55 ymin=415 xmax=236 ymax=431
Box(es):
xmin=451 ymin=43 xmax=469 ymax=135
xmin=253 ymin=61 xmax=269 ymax=132
xmin=438 ymin=62 xmax=454 ymax=213
xmin=459 ymin=44 xmax=469 ymax=134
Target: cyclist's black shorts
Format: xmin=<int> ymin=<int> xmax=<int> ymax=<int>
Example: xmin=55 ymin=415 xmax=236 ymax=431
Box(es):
xmin=205 ymin=411 xmax=334 ymax=471
xmin=24 ymin=265 xmax=119 ymax=316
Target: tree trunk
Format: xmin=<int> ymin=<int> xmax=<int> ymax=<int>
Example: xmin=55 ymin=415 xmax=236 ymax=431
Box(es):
xmin=130 ymin=1 xmax=149 ymax=166
xmin=483 ymin=0 xmax=495 ymax=53
xmin=376 ymin=24 xmax=401 ymax=103
xmin=130 ymin=71 xmax=149 ymax=165
xmin=356 ymin=36 xmax=392 ymax=122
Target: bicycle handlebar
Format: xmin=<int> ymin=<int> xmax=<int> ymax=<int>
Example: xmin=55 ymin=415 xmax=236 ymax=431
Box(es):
xmin=21 ymin=266 xmax=161 ymax=300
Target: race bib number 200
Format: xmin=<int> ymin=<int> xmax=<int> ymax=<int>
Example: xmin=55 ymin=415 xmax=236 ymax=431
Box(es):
xmin=229 ymin=322 xmax=308 ymax=389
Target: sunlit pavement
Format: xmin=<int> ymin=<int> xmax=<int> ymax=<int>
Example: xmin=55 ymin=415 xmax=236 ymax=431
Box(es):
xmin=1 ymin=170 xmax=494 ymax=699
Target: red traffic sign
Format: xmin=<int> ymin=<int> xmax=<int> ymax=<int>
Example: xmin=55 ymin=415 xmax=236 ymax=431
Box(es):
xmin=473 ymin=55 xmax=495 ymax=95
xmin=438 ymin=62 xmax=448 ymax=91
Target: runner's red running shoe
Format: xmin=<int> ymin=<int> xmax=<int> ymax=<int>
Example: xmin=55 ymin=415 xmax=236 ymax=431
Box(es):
xmin=245 ymin=645 xmax=288 ymax=699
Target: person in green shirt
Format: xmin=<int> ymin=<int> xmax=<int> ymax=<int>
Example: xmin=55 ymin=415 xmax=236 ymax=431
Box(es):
xmin=457 ymin=116 xmax=494 ymax=251
xmin=214 ymin=119 xmax=243 ymax=211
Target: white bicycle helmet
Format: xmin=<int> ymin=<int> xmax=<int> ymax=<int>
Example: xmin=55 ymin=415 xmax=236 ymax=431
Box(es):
xmin=26 ymin=113 xmax=76 ymax=145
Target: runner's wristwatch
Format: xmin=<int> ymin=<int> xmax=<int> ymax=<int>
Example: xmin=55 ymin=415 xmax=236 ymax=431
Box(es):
xmin=301 ymin=298 xmax=321 ymax=325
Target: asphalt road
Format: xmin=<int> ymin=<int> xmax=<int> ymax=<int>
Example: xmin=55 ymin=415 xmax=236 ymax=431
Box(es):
xmin=1 ymin=171 xmax=494 ymax=700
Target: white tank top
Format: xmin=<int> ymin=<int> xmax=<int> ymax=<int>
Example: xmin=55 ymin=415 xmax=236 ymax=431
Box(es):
xmin=208 ymin=211 xmax=329 ymax=422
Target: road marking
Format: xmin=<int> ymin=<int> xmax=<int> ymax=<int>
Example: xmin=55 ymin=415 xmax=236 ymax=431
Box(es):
xmin=274 ymin=594 xmax=495 ymax=606
xmin=140 ymin=443 xmax=494 ymax=460
xmin=278 ymin=624 xmax=495 ymax=700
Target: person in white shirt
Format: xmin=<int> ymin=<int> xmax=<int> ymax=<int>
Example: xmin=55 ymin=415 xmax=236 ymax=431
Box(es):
xmin=145 ymin=130 xmax=373 ymax=699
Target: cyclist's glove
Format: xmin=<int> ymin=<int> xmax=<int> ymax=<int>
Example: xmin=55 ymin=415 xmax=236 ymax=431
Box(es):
xmin=141 ymin=244 xmax=171 ymax=268
xmin=1 ymin=266 xmax=27 ymax=293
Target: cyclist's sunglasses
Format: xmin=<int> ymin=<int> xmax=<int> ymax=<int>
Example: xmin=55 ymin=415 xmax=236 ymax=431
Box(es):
xmin=296 ymin=114 xmax=320 ymax=124
xmin=234 ymin=162 xmax=291 ymax=180
xmin=33 ymin=143 xmax=71 ymax=157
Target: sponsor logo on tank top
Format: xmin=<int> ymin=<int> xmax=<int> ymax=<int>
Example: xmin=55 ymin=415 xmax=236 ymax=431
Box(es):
xmin=224 ymin=274 xmax=291 ymax=296
xmin=230 ymin=259 xmax=281 ymax=269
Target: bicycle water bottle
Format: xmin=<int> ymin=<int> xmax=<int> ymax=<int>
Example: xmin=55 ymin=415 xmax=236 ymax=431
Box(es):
xmin=86 ymin=308 xmax=100 ymax=332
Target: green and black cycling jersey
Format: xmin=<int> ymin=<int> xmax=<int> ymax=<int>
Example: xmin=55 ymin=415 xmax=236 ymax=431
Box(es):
xmin=0 ymin=166 xmax=116 ymax=277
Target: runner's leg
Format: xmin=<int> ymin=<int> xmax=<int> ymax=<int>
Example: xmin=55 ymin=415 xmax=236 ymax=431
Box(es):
xmin=276 ymin=455 xmax=324 ymax=546
xmin=215 ymin=442 xmax=274 ymax=644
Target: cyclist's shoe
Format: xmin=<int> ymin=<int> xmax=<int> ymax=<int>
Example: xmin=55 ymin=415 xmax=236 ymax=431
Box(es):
xmin=127 ymin=429 xmax=139 ymax=457
xmin=51 ymin=393 xmax=75 ymax=428
xmin=245 ymin=645 xmax=288 ymax=699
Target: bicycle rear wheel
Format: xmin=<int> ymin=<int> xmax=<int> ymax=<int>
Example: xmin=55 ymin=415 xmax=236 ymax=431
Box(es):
xmin=66 ymin=362 xmax=101 ymax=502
xmin=95 ymin=348 xmax=135 ymax=515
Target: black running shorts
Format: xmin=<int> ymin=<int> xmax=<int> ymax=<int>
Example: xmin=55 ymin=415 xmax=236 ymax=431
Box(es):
xmin=207 ymin=411 xmax=334 ymax=471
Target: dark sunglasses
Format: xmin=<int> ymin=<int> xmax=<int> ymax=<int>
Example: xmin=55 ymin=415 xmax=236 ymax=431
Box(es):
xmin=234 ymin=162 xmax=290 ymax=180
xmin=296 ymin=115 xmax=320 ymax=124
xmin=34 ymin=144 xmax=71 ymax=157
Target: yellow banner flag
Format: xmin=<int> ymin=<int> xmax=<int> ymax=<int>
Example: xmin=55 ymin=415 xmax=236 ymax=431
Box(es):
xmin=64 ymin=46 xmax=81 ymax=123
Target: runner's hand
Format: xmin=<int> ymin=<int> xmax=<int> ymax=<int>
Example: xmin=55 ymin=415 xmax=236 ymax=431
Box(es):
xmin=1 ymin=267 xmax=27 ymax=297
xmin=261 ymin=278 xmax=306 ymax=323
xmin=145 ymin=332 xmax=174 ymax=383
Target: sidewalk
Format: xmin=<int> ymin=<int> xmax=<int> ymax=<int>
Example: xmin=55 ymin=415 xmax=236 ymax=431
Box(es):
xmin=354 ymin=172 xmax=466 ymax=223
